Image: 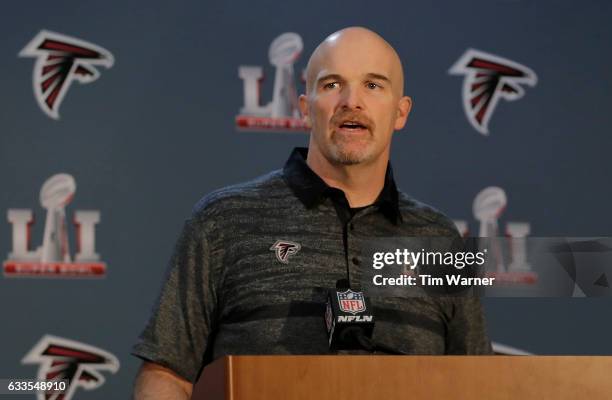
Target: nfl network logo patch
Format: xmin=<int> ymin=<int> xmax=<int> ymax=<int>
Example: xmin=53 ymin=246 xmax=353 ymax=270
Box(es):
xmin=337 ymin=289 xmax=366 ymax=315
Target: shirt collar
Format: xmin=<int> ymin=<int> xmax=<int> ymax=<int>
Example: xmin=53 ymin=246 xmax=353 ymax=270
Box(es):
xmin=282 ymin=147 xmax=401 ymax=224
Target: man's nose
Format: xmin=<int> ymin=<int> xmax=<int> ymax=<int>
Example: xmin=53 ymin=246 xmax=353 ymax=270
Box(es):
xmin=339 ymin=85 xmax=364 ymax=110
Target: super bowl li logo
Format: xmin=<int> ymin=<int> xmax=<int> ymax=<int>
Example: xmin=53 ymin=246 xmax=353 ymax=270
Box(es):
xmin=236 ymin=32 xmax=309 ymax=132
xmin=3 ymin=174 xmax=105 ymax=278
xmin=454 ymin=186 xmax=537 ymax=284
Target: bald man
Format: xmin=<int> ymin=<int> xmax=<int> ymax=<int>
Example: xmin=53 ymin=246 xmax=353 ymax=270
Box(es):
xmin=301 ymin=27 xmax=411 ymax=207
xmin=132 ymin=27 xmax=491 ymax=399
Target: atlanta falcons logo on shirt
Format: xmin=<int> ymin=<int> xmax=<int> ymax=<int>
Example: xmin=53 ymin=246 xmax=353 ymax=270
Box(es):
xmin=449 ymin=49 xmax=537 ymax=135
xmin=22 ymin=335 xmax=119 ymax=400
xmin=19 ymin=30 xmax=114 ymax=120
xmin=270 ymin=240 xmax=301 ymax=264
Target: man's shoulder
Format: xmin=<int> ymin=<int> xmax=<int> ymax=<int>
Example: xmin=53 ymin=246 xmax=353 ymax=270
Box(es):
xmin=191 ymin=169 xmax=290 ymax=219
xmin=396 ymin=190 xmax=459 ymax=234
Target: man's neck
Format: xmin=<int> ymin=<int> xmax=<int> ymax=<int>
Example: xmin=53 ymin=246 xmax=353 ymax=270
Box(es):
xmin=306 ymin=147 xmax=388 ymax=208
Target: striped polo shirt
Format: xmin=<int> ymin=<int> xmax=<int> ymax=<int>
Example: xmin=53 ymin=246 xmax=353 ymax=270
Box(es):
xmin=132 ymin=147 xmax=492 ymax=383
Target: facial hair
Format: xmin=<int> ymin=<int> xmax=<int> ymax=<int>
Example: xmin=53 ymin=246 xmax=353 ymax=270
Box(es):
xmin=328 ymin=111 xmax=375 ymax=165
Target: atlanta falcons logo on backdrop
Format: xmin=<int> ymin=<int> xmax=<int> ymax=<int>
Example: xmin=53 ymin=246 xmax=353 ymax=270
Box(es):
xmin=19 ymin=30 xmax=114 ymax=120
xmin=22 ymin=335 xmax=119 ymax=400
xmin=270 ymin=240 xmax=301 ymax=264
xmin=449 ymin=49 xmax=537 ymax=135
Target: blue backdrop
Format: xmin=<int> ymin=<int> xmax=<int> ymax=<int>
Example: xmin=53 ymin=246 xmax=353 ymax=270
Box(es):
xmin=1 ymin=0 xmax=611 ymax=397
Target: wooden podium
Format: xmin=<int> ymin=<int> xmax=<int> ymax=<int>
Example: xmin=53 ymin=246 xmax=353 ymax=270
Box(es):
xmin=192 ymin=355 xmax=612 ymax=399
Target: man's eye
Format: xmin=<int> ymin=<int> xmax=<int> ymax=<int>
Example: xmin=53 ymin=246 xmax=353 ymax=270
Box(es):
xmin=323 ymin=82 xmax=339 ymax=89
xmin=366 ymin=82 xmax=380 ymax=89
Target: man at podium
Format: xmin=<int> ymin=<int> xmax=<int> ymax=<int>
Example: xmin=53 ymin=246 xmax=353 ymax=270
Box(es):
xmin=132 ymin=26 xmax=491 ymax=399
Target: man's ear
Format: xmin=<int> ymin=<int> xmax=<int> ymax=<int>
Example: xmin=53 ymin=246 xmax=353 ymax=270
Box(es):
xmin=394 ymin=96 xmax=412 ymax=130
xmin=299 ymin=94 xmax=310 ymax=124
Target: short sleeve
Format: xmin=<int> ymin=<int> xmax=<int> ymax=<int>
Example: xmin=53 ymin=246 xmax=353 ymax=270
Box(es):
xmin=131 ymin=217 xmax=218 ymax=382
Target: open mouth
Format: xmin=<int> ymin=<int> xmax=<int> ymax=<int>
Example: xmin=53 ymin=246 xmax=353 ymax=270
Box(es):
xmin=338 ymin=121 xmax=368 ymax=131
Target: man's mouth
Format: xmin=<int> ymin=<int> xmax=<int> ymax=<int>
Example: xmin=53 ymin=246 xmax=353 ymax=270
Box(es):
xmin=338 ymin=121 xmax=368 ymax=131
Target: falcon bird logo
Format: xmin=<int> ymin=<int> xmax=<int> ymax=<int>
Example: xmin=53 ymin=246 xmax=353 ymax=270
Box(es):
xmin=270 ymin=240 xmax=301 ymax=264
xmin=449 ymin=49 xmax=537 ymax=135
xmin=22 ymin=334 xmax=119 ymax=400
xmin=19 ymin=30 xmax=114 ymax=120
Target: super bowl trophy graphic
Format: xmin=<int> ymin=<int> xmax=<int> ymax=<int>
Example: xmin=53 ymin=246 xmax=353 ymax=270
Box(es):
xmin=40 ymin=174 xmax=75 ymax=263
xmin=269 ymin=33 xmax=302 ymax=119
xmin=3 ymin=173 xmax=106 ymax=277
xmin=472 ymin=186 xmax=536 ymax=284
xmin=474 ymin=186 xmax=507 ymax=273
xmin=236 ymin=32 xmax=309 ymax=131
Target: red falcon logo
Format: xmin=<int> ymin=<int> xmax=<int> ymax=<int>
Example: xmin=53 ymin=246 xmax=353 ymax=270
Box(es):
xmin=19 ymin=30 xmax=114 ymax=120
xmin=270 ymin=240 xmax=301 ymax=264
xmin=449 ymin=49 xmax=537 ymax=135
xmin=22 ymin=335 xmax=119 ymax=400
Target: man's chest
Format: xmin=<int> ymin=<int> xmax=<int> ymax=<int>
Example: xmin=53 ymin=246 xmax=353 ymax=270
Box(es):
xmin=219 ymin=226 xmax=348 ymax=306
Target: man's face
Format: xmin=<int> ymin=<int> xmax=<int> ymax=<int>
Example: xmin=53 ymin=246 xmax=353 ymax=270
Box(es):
xmin=300 ymin=31 xmax=411 ymax=166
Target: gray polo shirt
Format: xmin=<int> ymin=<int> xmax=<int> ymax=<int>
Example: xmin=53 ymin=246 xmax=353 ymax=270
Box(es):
xmin=132 ymin=148 xmax=492 ymax=383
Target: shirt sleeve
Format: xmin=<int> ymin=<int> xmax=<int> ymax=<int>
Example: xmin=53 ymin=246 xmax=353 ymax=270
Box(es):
xmin=131 ymin=217 xmax=218 ymax=382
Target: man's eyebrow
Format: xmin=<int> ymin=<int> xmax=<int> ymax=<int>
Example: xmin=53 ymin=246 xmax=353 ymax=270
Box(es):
xmin=316 ymin=74 xmax=344 ymax=84
xmin=315 ymin=72 xmax=392 ymax=86
xmin=365 ymin=73 xmax=391 ymax=84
